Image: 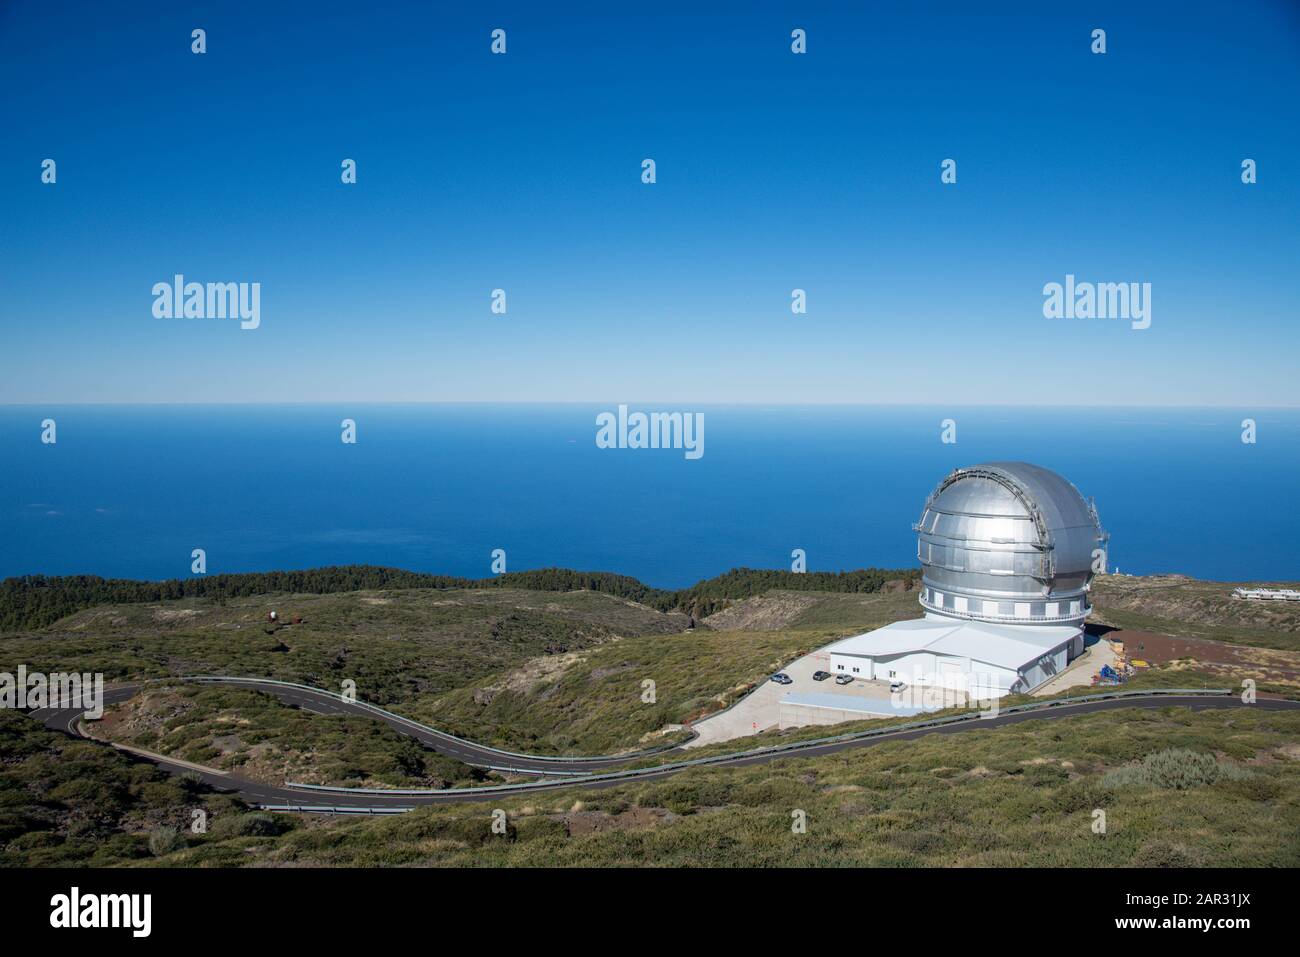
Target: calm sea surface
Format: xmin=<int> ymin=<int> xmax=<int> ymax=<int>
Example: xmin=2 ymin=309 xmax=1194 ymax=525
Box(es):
xmin=1 ymin=405 xmax=1296 ymax=587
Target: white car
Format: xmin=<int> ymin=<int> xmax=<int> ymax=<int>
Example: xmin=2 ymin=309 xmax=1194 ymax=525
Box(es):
xmin=889 ymin=679 xmax=907 ymax=693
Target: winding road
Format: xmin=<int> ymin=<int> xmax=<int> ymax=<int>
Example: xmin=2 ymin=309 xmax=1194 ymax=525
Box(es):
xmin=26 ymin=679 xmax=1300 ymax=812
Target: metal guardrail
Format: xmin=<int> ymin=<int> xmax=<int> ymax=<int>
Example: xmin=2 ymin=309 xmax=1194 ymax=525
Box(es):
xmin=182 ymin=674 xmax=686 ymax=766
xmin=256 ymin=804 xmax=414 ymax=815
xmin=281 ymin=687 xmax=1238 ymax=799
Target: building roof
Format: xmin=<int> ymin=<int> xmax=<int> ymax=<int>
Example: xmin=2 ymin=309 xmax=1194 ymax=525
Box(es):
xmin=824 ymin=615 xmax=1078 ymax=672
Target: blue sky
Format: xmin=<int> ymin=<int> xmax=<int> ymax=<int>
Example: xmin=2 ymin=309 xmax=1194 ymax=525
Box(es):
xmin=2 ymin=0 xmax=1298 ymax=406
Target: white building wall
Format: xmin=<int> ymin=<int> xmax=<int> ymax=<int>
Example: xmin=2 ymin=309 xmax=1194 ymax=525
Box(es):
xmin=1016 ymin=644 xmax=1070 ymax=692
xmin=831 ymin=633 xmax=1078 ymax=698
xmin=829 ymin=653 xmax=872 ymax=677
xmin=874 ymin=652 xmax=938 ymax=683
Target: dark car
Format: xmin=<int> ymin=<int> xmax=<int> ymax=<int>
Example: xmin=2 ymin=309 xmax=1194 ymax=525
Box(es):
xmin=812 ymin=671 xmax=832 ymax=681
xmin=834 ymin=674 xmax=854 ymax=685
xmin=770 ymin=672 xmax=793 ymax=685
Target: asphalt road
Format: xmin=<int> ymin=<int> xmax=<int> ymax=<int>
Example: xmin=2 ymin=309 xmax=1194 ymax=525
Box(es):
xmin=186 ymin=677 xmax=682 ymax=773
xmin=26 ymin=681 xmax=1300 ymax=812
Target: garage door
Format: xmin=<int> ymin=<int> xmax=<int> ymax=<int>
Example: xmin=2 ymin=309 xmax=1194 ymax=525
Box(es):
xmin=938 ymin=659 xmax=966 ymax=691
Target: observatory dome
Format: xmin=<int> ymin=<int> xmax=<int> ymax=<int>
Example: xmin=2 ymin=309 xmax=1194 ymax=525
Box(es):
xmin=915 ymin=462 xmax=1106 ymax=627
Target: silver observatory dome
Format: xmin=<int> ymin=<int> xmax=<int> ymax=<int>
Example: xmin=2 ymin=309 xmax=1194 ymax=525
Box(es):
xmin=914 ymin=462 xmax=1106 ymax=627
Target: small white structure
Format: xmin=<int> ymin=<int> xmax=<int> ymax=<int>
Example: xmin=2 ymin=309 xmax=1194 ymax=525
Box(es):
xmin=1233 ymin=587 xmax=1300 ymax=602
xmin=825 ymin=616 xmax=1081 ymax=699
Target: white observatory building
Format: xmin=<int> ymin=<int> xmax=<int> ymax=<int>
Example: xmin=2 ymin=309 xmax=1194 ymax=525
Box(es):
xmin=824 ymin=462 xmax=1107 ymax=699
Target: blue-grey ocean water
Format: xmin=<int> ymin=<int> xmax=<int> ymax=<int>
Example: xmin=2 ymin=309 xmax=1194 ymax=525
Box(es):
xmin=1 ymin=405 xmax=1295 ymax=587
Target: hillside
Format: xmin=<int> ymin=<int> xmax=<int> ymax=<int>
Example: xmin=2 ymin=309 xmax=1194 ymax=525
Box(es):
xmin=90 ymin=684 xmax=482 ymax=790
xmin=0 ymin=565 xmax=919 ymax=631
xmin=1091 ymin=574 xmax=1300 ymax=651
xmin=4 ymin=569 xmax=1300 ymax=867
xmin=0 ymin=587 xmax=688 ymax=706
xmin=6 ymin=705 xmax=1297 ymax=868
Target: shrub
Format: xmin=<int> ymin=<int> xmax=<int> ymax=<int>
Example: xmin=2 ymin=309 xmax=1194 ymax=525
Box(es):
xmin=1102 ymin=748 xmax=1250 ymax=791
xmin=1052 ymin=779 xmax=1109 ymax=814
xmin=1218 ymin=775 xmax=1283 ymax=802
xmin=148 ymin=826 xmax=186 ymax=857
xmin=211 ymin=812 xmax=289 ymax=839
xmin=1131 ymin=839 xmax=1207 ymax=868
xmin=513 ymin=815 xmax=568 ymax=842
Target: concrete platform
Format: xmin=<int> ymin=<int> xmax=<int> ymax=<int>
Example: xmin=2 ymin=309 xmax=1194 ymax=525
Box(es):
xmin=685 ymin=647 xmax=902 ymax=748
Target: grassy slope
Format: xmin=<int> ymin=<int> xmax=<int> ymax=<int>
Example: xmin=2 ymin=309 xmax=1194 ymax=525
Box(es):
xmin=0 ymin=587 xmax=686 ymax=706
xmin=9 ymin=577 xmax=1297 ymax=761
xmin=140 ymin=706 xmax=1300 ymax=868
xmin=1091 ymin=574 xmax=1300 ymax=651
xmin=0 ymin=709 xmax=272 ymax=867
xmin=415 ymin=592 xmax=924 ymax=755
xmin=418 ymin=629 xmax=814 ymax=754
xmin=4 ymin=574 xmax=1300 ymax=867
xmin=91 ymin=685 xmax=482 ymax=789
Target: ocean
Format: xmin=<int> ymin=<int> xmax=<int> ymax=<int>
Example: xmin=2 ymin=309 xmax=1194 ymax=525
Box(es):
xmin=1 ymin=404 xmax=1296 ymax=587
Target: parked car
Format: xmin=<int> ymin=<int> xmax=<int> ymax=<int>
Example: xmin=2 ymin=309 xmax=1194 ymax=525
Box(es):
xmin=889 ymin=679 xmax=907 ymax=693
xmin=770 ymin=672 xmax=793 ymax=685
xmin=812 ymin=671 xmax=832 ymax=681
xmin=834 ymin=674 xmax=854 ymax=685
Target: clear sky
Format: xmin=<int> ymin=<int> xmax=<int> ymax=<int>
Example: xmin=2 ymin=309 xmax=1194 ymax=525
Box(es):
xmin=2 ymin=0 xmax=1298 ymax=406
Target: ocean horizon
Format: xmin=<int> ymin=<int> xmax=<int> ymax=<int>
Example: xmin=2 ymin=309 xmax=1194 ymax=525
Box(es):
xmin=2 ymin=403 xmax=1297 ymax=588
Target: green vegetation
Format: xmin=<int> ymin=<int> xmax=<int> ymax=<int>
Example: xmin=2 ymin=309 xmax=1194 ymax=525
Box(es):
xmin=3 ymin=570 xmax=1297 ymax=867
xmin=114 ymin=706 xmax=1300 ymax=868
xmin=420 ymin=629 xmax=819 ymax=755
xmin=95 ymin=685 xmax=482 ymax=789
xmin=1101 ymin=747 xmax=1251 ymax=791
xmin=0 ymin=587 xmax=684 ymax=705
xmin=0 ymin=565 xmax=918 ymax=632
xmin=416 ymin=590 xmax=924 ymax=754
xmin=670 ymin=568 xmax=920 ymax=619
xmin=0 ymin=709 xmax=269 ymax=867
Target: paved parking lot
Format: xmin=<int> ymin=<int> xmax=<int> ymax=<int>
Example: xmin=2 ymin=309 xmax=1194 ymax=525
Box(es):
xmin=685 ymin=649 xmax=895 ymax=748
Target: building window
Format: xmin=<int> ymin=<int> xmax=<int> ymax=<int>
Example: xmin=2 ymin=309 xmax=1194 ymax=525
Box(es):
xmin=852 ymin=667 xmax=859 ymax=673
xmin=889 ymin=670 xmax=896 ymax=677
xmin=837 ymin=664 xmax=844 ymax=670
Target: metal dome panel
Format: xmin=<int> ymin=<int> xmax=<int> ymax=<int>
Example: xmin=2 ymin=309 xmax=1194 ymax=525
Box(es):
xmin=915 ymin=462 xmax=1106 ymax=626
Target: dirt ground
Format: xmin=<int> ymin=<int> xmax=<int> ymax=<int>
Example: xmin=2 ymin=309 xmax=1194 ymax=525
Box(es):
xmin=1107 ymin=627 xmax=1300 ymax=688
